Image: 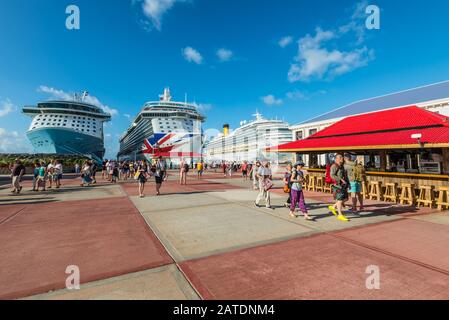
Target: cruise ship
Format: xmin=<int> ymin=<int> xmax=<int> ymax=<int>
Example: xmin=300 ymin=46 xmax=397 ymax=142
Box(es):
xmin=204 ymin=112 xmax=292 ymax=163
xmin=22 ymin=92 xmax=111 ymax=162
xmin=118 ymin=88 xmax=206 ymax=163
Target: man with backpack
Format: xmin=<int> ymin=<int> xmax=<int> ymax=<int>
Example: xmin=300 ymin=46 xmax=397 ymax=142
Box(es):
xmin=326 ymin=154 xmax=350 ymax=222
xmin=344 ymin=154 xmax=365 ymax=213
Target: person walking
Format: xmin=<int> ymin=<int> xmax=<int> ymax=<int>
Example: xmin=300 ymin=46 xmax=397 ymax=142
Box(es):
xmin=11 ymin=159 xmax=25 ymax=194
xmin=154 ymin=156 xmax=167 ymax=196
xmin=283 ymin=163 xmax=293 ymax=208
xmin=250 ymin=161 xmax=261 ymax=190
xmin=255 ymin=162 xmax=273 ymax=210
xmin=344 ymin=154 xmax=365 ymax=213
xmin=289 ymin=162 xmax=313 ymax=220
xmin=31 ymin=161 xmax=40 ymax=191
xmin=197 ymin=161 xmax=204 ymax=180
xmin=241 ymin=161 xmax=249 ymax=181
xmin=36 ymin=162 xmax=47 ymax=191
xmin=137 ymin=160 xmax=148 ymax=197
xmin=179 ymin=158 xmax=188 ymax=185
xmin=54 ymin=160 xmax=63 ymax=189
xmin=328 ymin=154 xmax=350 ymax=222
xmin=75 ymin=163 xmax=80 ymax=174
xmin=47 ymin=160 xmax=55 ymax=189
xmin=91 ymin=161 xmax=98 ymax=184
xmin=80 ymin=161 xmax=93 ymax=187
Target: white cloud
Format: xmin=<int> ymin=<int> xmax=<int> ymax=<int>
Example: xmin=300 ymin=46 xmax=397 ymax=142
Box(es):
xmin=216 ymin=48 xmax=233 ymax=62
xmin=278 ymin=36 xmax=293 ymax=48
xmin=286 ymin=90 xmax=306 ymax=100
xmin=38 ymin=85 xmax=119 ymax=117
xmin=0 ymin=128 xmax=32 ymax=153
xmin=339 ymin=0 xmax=370 ymax=45
xmin=182 ymin=47 xmax=203 ymax=64
xmin=138 ymin=0 xmax=184 ymax=31
xmin=287 ymin=1 xmax=375 ymax=82
xmin=261 ymin=95 xmax=283 ymax=106
xmin=288 ymin=27 xmax=374 ymax=82
xmin=0 ymin=99 xmax=15 ymax=117
xmin=193 ymin=102 xmax=212 ymax=112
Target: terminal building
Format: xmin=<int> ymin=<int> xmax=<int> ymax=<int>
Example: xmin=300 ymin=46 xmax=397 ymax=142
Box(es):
xmin=290 ymin=80 xmax=449 ymax=170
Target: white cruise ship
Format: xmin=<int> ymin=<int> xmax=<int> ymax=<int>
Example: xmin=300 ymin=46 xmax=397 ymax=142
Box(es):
xmin=22 ymin=92 xmax=111 ymax=163
xmin=118 ymin=88 xmax=205 ymax=163
xmin=204 ymin=112 xmax=292 ymax=164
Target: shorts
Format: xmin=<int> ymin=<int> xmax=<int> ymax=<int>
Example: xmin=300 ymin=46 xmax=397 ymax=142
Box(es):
xmin=348 ymin=181 xmax=361 ymax=193
xmin=139 ymin=175 xmax=147 ymax=184
xmin=155 ymin=176 xmax=163 ymax=184
xmin=332 ymin=185 xmax=348 ymax=202
xmin=242 ymin=170 xmax=248 ymax=176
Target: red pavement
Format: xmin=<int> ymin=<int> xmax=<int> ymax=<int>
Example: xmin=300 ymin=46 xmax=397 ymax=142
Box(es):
xmin=335 ymin=219 xmax=449 ymax=274
xmin=0 ymin=196 xmax=172 ymax=299
xmin=180 ymin=233 xmax=449 ymax=300
xmin=0 ymin=204 xmax=25 ymax=224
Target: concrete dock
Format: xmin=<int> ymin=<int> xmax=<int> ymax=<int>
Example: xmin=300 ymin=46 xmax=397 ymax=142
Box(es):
xmin=1 ymin=172 xmax=448 ymax=300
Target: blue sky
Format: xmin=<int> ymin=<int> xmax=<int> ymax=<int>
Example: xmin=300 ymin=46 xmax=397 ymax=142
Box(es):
xmin=1 ymin=0 xmax=449 ymax=158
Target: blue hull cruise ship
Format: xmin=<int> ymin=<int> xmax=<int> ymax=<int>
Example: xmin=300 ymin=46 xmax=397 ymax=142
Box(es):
xmin=22 ymin=92 xmax=111 ymax=162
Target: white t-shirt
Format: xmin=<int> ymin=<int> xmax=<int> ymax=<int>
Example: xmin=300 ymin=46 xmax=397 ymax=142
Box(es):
xmin=54 ymin=164 xmax=63 ymax=174
xmin=258 ymin=167 xmax=271 ymax=178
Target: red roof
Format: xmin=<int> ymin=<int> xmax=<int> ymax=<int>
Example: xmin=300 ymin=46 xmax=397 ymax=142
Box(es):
xmin=269 ymin=106 xmax=449 ymax=152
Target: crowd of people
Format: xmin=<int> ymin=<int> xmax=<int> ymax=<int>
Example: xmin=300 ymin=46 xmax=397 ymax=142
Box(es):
xmin=9 ymin=159 xmax=64 ymax=193
xmin=201 ymin=154 xmax=366 ymax=223
xmin=8 ymin=154 xmax=367 ymax=223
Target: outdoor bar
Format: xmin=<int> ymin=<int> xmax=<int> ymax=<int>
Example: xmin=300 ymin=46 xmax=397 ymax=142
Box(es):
xmin=268 ymin=106 xmax=449 ymax=210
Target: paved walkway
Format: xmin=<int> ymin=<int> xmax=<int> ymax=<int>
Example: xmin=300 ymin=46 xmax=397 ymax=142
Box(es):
xmin=1 ymin=172 xmax=448 ymax=300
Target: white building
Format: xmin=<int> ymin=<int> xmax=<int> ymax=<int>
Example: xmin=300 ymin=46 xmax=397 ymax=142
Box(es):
xmin=290 ymin=80 xmax=449 ymax=166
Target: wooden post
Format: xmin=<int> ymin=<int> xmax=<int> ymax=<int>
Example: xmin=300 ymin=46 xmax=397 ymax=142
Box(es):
xmin=443 ymin=148 xmax=449 ymax=174
xmin=380 ymin=150 xmax=387 ymax=172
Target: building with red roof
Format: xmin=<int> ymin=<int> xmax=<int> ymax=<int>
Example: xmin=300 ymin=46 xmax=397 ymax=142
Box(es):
xmin=269 ymin=106 xmax=449 ymax=174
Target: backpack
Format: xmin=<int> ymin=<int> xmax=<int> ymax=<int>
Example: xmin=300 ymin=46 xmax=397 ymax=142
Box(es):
xmin=325 ymin=164 xmax=339 ymax=185
xmin=353 ymin=164 xmax=364 ymax=182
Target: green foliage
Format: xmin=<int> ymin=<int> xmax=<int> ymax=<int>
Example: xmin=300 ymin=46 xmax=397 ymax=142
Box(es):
xmin=0 ymin=154 xmax=91 ymax=167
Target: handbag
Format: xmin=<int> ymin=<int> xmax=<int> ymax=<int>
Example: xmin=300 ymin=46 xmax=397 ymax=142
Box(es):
xmin=264 ymin=179 xmax=274 ymax=191
xmin=283 ymin=184 xmax=291 ymax=194
xmin=134 ymin=172 xmax=141 ymax=181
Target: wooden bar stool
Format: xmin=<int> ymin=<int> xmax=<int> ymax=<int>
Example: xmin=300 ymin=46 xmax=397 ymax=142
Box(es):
xmin=416 ymin=186 xmax=435 ymax=208
xmin=361 ymin=180 xmax=369 ymax=199
xmin=384 ymin=182 xmax=398 ymax=203
xmin=316 ymin=176 xmax=324 ymax=192
xmin=302 ymin=175 xmax=309 ymax=190
xmin=368 ymin=181 xmax=383 ymax=201
xmin=436 ymin=186 xmax=449 ymax=211
xmin=400 ymin=183 xmax=415 ymax=206
xmin=324 ymin=182 xmax=332 ymax=194
xmin=307 ymin=175 xmax=316 ymax=192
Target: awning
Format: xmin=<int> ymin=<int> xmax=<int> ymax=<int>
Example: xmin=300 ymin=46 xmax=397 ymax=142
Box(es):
xmin=268 ymin=106 xmax=449 ymax=153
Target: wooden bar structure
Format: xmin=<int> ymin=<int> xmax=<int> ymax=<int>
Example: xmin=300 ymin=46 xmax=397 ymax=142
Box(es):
xmin=268 ymin=106 xmax=449 ymax=211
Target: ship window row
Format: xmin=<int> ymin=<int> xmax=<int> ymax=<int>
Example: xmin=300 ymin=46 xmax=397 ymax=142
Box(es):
xmin=37 ymin=114 xmax=99 ymax=121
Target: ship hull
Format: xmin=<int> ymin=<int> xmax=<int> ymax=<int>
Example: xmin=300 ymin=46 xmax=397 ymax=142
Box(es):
xmin=142 ymin=132 xmax=203 ymax=163
xmin=26 ymin=128 xmax=105 ymax=160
